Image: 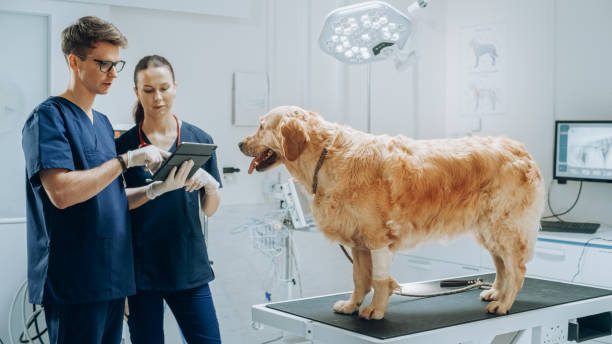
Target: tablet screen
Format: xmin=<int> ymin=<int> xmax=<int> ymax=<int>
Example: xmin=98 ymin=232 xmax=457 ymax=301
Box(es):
xmin=151 ymin=142 xmax=216 ymax=182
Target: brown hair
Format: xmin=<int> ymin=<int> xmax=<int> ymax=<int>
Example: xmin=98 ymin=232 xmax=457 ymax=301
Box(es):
xmin=61 ymin=16 xmax=127 ymax=63
xmin=132 ymin=55 xmax=176 ymax=124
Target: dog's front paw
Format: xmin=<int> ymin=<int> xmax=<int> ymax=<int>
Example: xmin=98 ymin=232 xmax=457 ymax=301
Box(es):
xmin=358 ymin=305 xmax=386 ymax=320
xmin=333 ymin=300 xmax=359 ymax=315
xmin=485 ymin=301 xmax=510 ymax=315
xmin=479 ymin=288 xmax=499 ymax=301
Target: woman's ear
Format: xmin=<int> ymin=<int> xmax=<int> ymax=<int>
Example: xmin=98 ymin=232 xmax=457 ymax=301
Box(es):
xmin=281 ymin=118 xmax=309 ymax=161
xmin=133 ymin=87 xmax=138 ymax=98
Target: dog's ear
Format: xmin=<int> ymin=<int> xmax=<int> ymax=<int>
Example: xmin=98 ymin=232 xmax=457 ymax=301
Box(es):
xmin=281 ymin=118 xmax=309 ymax=161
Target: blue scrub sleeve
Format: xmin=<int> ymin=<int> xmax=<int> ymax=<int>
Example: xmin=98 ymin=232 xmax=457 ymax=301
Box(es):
xmin=203 ymin=148 xmax=222 ymax=188
xmin=22 ymin=104 xmax=75 ymax=186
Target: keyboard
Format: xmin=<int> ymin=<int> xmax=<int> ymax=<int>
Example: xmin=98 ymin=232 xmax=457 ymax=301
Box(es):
xmin=540 ymin=220 xmax=600 ymax=234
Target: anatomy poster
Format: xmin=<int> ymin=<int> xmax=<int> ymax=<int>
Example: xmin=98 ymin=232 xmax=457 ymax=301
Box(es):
xmin=460 ymin=24 xmax=507 ymax=115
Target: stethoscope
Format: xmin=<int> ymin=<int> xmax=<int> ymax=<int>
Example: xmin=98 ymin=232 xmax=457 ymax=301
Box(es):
xmin=137 ymin=114 xmax=180 ymax=180
xmin=137 ymin=114 xmax=181 ymax=149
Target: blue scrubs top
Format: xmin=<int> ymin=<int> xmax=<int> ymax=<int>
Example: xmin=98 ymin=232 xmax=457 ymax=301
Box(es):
xmin=21 ymin=96 xmax=135 ymax=305
xmin=115 ymin=121 xmax=222 ymax=291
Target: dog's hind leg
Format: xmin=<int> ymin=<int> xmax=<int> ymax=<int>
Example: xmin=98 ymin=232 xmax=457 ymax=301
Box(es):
xmin=358 ymin=247 xmax=399 ymax=320
xmin=484 ymin=225 xmax=528 ymax=314
xmin=333 ymin=247 xmax=372 ymax=315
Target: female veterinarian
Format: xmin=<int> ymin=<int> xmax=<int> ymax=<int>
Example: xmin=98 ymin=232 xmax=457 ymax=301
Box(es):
xmin=115 ymin=55 xmax=222 ymax=343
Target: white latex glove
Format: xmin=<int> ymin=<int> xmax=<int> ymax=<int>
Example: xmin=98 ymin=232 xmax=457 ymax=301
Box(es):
xmin=145 ymin=160 xmax=194 ymax=200
xmin=185 ymin=168 xmax=220 ymax=194
xmin=126 ymin=145 xmax=171 ymax=172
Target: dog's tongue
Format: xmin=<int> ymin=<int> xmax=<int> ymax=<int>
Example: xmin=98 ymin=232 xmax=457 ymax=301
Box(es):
xmin=248 ymin=150 xmax=270 ymax=174
xmin=248 ymin=158 xmax=258 ymax=174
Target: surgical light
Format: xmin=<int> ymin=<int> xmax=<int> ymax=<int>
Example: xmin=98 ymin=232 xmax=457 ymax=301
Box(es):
xmin=318 ymin=0 xmax=428 ymax=133
xmin=318 ymin=1 xmax=426 ymax=65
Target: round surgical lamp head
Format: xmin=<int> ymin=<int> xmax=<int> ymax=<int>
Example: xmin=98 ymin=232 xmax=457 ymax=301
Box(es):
xmin=318 ymin=1 xmax=414 ymax=65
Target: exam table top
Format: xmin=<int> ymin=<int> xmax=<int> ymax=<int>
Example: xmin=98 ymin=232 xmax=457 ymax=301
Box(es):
xmin=263 ymin=273 xmax=612 ymax=340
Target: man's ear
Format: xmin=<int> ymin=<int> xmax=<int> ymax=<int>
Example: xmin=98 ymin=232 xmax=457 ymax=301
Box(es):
xmin=68 ymin=54 xmax=79 ymax=71
xmin=281 ymin=118 xmax=309 ymax=161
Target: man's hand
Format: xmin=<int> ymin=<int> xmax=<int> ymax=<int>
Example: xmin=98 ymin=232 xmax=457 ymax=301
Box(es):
xmin=185 ymin=168 xmax=220 ymax=194
xmin=126 ymin=145 xmax=171 ymax=172
xmin=145 ymin=160 xmax=194 ymax=200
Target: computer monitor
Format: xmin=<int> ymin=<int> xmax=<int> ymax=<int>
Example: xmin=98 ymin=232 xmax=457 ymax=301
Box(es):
xmin=554 ymin=120 xmax=612 ymax=183
xmin=281 ymin=178 xmax=314 ymax=229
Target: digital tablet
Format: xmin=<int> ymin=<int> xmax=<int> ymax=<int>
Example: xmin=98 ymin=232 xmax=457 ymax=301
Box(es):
xmin=151 ymin=142 xmax=217 ymax=182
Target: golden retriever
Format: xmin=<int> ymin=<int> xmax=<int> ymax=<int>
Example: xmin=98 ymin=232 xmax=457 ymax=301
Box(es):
xmin=239 ymin=106 xmax=545 ymax=319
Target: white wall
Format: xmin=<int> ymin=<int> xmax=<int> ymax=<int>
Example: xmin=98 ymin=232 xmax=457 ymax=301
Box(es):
xmin=445 ymin=0 xmax=554 ymax=169
xmin=551 ymin=0 xmax=612 ymax=225
xmin=443 ymin=0 xmax=612 ymax=225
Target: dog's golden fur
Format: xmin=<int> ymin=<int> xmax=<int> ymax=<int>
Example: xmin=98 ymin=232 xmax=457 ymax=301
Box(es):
xmin=239 ymin=106 xmax=545 ymax=319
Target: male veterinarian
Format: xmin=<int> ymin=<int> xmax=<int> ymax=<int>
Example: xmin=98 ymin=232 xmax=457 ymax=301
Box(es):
xmin=21 ymin=16 xmax=170 ymax=344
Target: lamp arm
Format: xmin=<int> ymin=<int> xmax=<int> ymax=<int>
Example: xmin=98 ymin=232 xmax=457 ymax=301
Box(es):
xmin=407 ymin=0 xmax=429 ymax=16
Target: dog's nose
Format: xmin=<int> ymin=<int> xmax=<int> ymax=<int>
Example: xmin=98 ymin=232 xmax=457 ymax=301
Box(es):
xmin=238 ymin=141 xmax=244 ymax=152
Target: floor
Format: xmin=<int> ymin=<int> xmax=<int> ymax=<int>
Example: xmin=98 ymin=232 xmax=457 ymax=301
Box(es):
xmin=205 ymin=203 xmax=353 ymax=344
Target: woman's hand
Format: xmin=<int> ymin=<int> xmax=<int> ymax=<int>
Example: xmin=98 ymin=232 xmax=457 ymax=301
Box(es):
xmin=145 ymin=160 xmax=194 ymax=199
xmin=185 ymin=168 xmax=219 ymax=194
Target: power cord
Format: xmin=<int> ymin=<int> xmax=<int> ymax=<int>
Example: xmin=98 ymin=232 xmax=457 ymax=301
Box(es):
xmin=571 ymin=236 xmax=612 ymax=282
xmin=542 ymin=180 xmax=583 ymax=221
xmin=8 ymin=281 xmax=47 ymax=344
xmin=338 ymin=245 xmax=492 ymax=297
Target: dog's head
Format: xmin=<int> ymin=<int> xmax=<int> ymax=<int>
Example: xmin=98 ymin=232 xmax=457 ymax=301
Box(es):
xmin=239 ymin=106 xmax=314 ymax=174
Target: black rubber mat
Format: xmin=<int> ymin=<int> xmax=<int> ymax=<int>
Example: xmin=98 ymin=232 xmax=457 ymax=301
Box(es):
xmin=266 ymin=273 xmax=612 ymax=339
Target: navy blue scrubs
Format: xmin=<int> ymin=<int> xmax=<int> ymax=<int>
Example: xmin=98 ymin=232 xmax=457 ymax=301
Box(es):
xmin=22 ymin=96 xmax=135 ymax=343
xmin=115 ymin=120 xmax=222 ymax=343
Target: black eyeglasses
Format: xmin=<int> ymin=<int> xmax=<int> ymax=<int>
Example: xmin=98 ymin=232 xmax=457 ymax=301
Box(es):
xmin=76 ymin=55 xmax=125 ymax=73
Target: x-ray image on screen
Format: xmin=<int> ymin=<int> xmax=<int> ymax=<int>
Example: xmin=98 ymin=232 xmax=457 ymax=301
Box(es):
xmin=555 ymin=121 xmax=612 ymax=182
xmin=566 ymin=128 xmax=612 ymax=168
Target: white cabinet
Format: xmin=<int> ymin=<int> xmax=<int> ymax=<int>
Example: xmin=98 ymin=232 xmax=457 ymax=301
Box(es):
xmin=395 ymin=226 xmax=612 ymax=289
xmin=407 ymin=235 xmax=483 ymax=267
xmin=392 ymin=252 xmax=483 ymax=284
xmin=574 ymin=242 xmax=612 ymax=289
xmin=525 ymin=240 xmax=586 ymax=281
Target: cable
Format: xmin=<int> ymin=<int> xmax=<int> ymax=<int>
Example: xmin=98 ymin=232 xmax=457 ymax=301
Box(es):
xmin=542 ymin=180 xmax=583 ymax=221
xmin=336 ymin=245 xmax=493 ymax=298
xmin=9 ymin=280 xmax=28 ymax=344
xmin=393 ymin=278 xmax=492 ymax=297
xmin=8 ymin=280 xmax=47 ymax=344
xmin=19 ymin=308 xmax=46 ymax=344
xmin=339 ymin=244 xmax=353 ymax=263
xmin=286 ymin=228 xmax=304 ymax=298
xmin=571 ymin=236 xmax=612 ymax=282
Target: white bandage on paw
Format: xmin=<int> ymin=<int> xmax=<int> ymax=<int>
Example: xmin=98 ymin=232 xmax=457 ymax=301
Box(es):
xmin=371 ymin=247 xmax=392 ymax=281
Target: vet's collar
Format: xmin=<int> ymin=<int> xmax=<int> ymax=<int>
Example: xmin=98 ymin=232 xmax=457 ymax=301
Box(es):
xmin=312 ymin=130 xmax=338 ymax=194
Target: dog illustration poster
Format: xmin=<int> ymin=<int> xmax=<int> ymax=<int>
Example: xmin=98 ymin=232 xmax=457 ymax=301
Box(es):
xmin=460 ymin=24 xmax=507 ymax=115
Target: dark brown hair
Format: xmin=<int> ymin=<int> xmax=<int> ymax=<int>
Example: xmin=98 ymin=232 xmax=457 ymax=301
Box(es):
xmin=61 ymin=16 xmax=127 ymax=62
xmin=132 ymin=55 xmax=176 ymax=124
